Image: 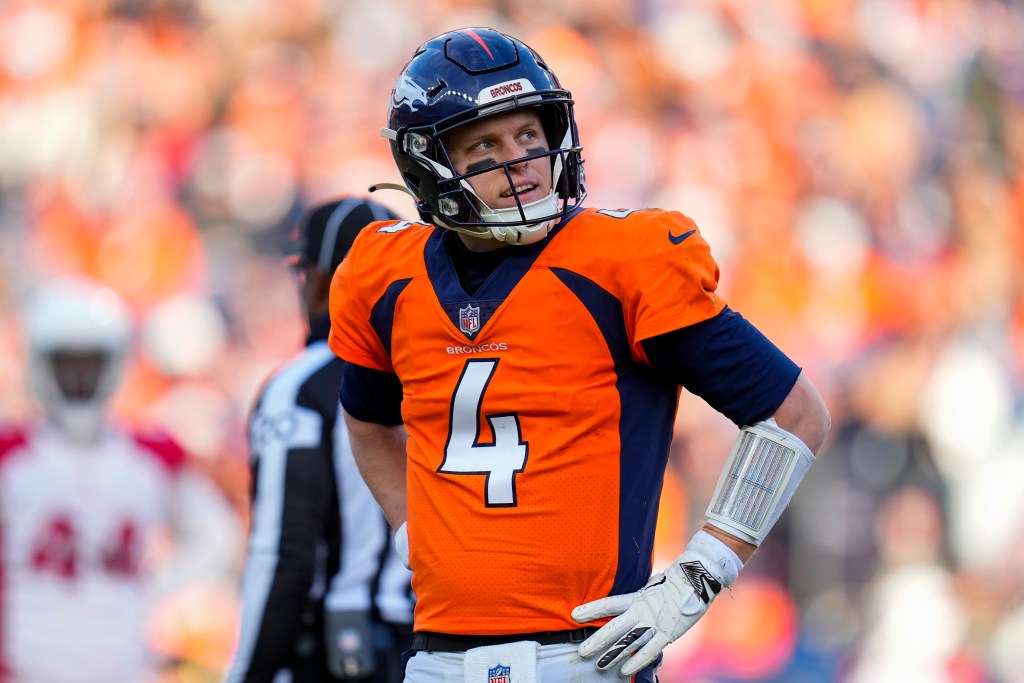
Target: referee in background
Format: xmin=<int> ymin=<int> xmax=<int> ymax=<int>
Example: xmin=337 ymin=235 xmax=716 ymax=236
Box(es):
xmin=226 ymin=197 xmax=414 ymax=682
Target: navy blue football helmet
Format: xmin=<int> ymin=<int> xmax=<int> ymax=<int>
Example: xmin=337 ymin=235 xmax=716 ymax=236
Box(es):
xmin=379 ymin=28 xmax=586 ymax=244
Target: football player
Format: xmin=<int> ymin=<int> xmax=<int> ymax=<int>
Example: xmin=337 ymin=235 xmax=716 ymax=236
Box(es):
xmin=0 ymin=277 xmax=240 ymax=683
xmin=328 ymin=28 xmax=831 ymax=682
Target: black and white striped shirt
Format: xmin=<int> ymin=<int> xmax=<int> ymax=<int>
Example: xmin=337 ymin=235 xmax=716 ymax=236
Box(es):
xmin=226 ymin=319 xmax=413 ymax=682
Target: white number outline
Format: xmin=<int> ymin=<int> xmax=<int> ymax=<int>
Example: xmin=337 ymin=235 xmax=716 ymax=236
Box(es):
xmin=376 ymin=220 xmax=420 ymax=234
xmin=596 ymin=208 xmax=643 ymax=219
xmin=438 ymin=359 xmax=528 ymax=507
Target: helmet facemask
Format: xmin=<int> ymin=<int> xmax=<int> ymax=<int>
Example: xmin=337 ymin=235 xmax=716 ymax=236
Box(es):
xmin=24 ymin=279 xmax=131 ymax=445
xmin=400 ymin=101 xmax=582 ymax=245
xmin=32 ymin=348 xmax=123 ymax=444
xmin=48 ymin=350 xmax=112 ymax=401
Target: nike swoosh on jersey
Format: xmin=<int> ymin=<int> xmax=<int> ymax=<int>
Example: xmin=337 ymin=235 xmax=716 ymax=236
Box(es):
xmin=668 ymin=229 xmax=696 ymax=245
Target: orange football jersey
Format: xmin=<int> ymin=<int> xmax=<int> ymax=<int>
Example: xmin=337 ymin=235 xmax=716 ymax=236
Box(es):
xmin=328 ymin=207 xmax=726 ymax=635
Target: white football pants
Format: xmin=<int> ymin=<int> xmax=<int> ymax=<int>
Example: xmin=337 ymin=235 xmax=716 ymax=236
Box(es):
xmin=404 ymin=642 xmax=658 ymax=682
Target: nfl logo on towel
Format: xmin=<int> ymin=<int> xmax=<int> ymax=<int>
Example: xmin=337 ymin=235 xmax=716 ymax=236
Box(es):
xmin=488 ymin=664 xmax=511 ymax=683
xmin=459 ymin=304 xmax=481 ymax=335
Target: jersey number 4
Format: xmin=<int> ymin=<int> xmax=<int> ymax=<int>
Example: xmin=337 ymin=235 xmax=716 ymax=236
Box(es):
xmin=438 ymin=359 xmax=528 ymax=507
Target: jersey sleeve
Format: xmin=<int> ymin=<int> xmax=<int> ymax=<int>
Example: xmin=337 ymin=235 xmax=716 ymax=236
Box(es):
xmin=621 ymin=210 xmax=727 ymax=353
xmin=642 ymin=307 xmax=801 ymax=426
xmin=131 ymin=431 xmax=187 ymax=472
xmin=0 ymin=426 xmax=28 ymax=465
xmin=328 ymin=241 xmax=394 ymax=373
xmin=340 ymin=362 xmax=404 ymax=426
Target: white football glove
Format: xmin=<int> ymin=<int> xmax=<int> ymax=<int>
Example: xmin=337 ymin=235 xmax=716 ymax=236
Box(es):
xmin=394 ymin=521 xmax=410 ymax=569
xmin=571 ymin=530 xmax=743 ymax=677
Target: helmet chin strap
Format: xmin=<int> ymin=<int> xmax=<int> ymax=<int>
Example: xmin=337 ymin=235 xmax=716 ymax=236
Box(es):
xmin=477 ymin=191 xmax=558 ymax=244
xmin=432 ymin=186 xmax=560 ymax=245
xmin=479 ymin=190 xmax=558 ymax=225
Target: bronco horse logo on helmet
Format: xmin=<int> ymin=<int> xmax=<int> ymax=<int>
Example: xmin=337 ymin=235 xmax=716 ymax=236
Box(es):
xmin=391 ymin=73 xmax=431 ymax=112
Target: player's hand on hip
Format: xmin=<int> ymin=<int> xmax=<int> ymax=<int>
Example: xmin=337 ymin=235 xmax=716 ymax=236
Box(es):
xmin=571 ymin=530 xmax=742 ymax=677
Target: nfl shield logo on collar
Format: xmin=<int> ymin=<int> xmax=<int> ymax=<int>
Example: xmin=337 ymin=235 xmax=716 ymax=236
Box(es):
xmin=459 ymin=303 xmax=481 ymax=336
xmin=488 ymin=664 xmax=511 ymax=683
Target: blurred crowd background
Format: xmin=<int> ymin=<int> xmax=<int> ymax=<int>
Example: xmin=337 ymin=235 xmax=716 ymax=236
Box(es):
xmin=1 ymin=0 xmax=1023 ymax=681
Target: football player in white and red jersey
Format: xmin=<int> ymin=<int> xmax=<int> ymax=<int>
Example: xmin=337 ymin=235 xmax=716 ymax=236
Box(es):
xmin=0 ymin=277 xmax=240 ymax=683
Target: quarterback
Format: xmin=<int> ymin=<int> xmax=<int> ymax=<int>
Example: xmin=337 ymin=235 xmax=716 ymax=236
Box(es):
xmin=329 ymin=27 xmax=831 ymax=682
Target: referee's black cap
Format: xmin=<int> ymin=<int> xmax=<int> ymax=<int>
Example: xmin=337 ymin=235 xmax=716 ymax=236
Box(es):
xmin=287 ymin=197 xmax=399 ymax=275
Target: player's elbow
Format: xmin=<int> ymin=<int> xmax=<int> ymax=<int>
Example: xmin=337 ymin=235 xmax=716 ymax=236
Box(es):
xmin=801 ymin=389 xmax=830 ymax=455
xmin=810 ymin=401 xmax=831 ymax=455
xmin=773 ymin=372 xmax=831 ymax=454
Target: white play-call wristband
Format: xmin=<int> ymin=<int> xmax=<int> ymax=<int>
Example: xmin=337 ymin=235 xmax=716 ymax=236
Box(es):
xmin=705 ymin=418 xmax=815 ymax=545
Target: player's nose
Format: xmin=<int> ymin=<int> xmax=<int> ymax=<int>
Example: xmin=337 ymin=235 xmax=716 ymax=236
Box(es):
xmin=503 ymin=141 xmax=533 ymax=167
xmin=487 ymin=131 xmax=527 ymax=159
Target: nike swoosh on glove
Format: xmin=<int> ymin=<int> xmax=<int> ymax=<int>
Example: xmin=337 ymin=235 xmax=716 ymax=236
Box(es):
xmin=571 ymin=530 xmax=742 ymax=677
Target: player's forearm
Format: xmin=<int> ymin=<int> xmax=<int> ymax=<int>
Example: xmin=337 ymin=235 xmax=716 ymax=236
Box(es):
xmin=343 ymin=410 xmax=408 ymax=528
xmin=699 ymin=372 xmax=830 ymax=563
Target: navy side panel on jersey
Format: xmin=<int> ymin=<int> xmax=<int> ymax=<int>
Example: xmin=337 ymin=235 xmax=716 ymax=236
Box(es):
xmin=552 ymin=268 xmax=680 ymax=597
xmin=370 ymin=279 xmax=413 ymax=357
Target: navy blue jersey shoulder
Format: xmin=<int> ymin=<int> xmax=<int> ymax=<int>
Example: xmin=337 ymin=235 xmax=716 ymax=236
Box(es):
xmin=641 ymin=307 xmax=800 ymax=427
